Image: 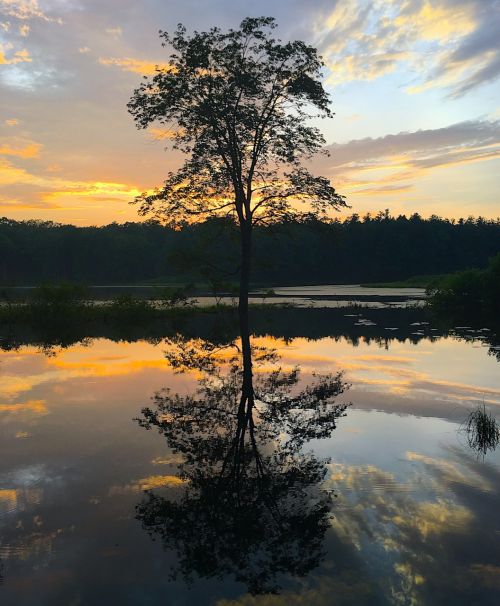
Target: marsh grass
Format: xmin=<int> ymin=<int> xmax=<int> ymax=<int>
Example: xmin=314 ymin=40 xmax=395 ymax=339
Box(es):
xmin=462 ymin=404 xmax=500 ymax=458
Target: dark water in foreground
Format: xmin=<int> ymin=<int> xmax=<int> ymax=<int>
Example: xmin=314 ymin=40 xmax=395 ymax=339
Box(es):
xmin=1 ymin=306 xmax=499 ymax=605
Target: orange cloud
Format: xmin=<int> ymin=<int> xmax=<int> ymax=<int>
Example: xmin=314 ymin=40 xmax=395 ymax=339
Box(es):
xmin=0 ymin=156 xmax=143 ymax=211
xmin=108 ymin=474 xmax=185 ymax=495
xmin=0 ymin=399 xmax=48 ymax=415
xmin=98 ymin=56 xmax=173 ymax=75
xmin=0 ymin=140 xmax=42 ymax=158
xmin=0 ymin=44 xmax=31 ymax=65
xmin=148 ymin=127 xmax=185 ymax=140
xmin=41 ymin=181 xmax=142 ymax=203
xmin=319 ymin=120 xmax=500 ymax=200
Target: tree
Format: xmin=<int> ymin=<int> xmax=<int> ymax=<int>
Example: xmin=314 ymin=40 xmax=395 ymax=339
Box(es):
xmin=135 ymin=329 xmax=348 ymax=593
xmin=127 ymin=17 xmax=347 ymax=319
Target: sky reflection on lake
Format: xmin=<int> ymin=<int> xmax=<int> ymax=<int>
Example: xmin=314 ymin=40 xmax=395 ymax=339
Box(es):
xmin=1 ymin=311 xmax=499 ymax=605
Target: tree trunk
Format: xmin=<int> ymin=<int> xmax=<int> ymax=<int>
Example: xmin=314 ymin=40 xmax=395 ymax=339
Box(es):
xmin=239 ymin=221 xmax=253 ymax=398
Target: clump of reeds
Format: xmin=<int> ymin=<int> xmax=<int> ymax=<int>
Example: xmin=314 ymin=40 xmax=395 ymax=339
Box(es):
xmin=463 ymin=404 xmax=500 ymax=457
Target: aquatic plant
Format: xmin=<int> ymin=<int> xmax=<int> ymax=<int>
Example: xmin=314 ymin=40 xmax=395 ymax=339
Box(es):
xmin=463 ymin=404 xmax=500 ymax=457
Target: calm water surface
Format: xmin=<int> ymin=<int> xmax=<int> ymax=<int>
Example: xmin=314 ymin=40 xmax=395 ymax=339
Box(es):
xmin=1 ymin=309 xmax=499 ymax=605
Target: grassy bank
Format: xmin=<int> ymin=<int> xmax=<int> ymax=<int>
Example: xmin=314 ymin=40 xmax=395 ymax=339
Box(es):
xmin=427 ymin=253 xmax=500 ymax=321
xmin=362 ymin=275 xmax=446 ymax=289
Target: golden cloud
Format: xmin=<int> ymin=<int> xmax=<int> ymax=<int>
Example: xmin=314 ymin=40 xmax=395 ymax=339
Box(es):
xmin=0 ymin=0 xmax=62 ymax=23
xmin=405 ymin=451 xmax=493 ymax=493
xmin=0 ymin=139 xmax=42 ymax=158
xmin=98 ymin=56 xmax=174 ymax=76
xmin=0 ymin=43 xmax=31 ymax=65
xmin=319 ymin=0 xmax=491 ymax=96
xmin=319 ymin=119 xmax=500 ymax=199
xmin=148 ymin=127 xmax=185 ymax=141
xmin=0 ymin=399 xmax=48 ymax=415
xmin=0 ymin=156 xmax=144 ymax=211
xmin=108 ymin=474 xmax=185 ymax=495
xmin=392 ymin=498 xmax=473 ymax=538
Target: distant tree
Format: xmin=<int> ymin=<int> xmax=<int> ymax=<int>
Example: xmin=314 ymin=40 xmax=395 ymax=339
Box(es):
xmin=3 ymin=216 xmax=500 ymax=288
xmin=127 ymin=16 xmax=347 ymax=328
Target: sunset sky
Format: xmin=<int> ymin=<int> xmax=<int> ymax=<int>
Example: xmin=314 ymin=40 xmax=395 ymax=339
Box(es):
xmin=1 ymin=0 xmax=499 ymax=225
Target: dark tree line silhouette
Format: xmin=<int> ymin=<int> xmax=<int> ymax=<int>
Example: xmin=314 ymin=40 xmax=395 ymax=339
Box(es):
xmin=2 ymin=212 xmax=500 ymax=286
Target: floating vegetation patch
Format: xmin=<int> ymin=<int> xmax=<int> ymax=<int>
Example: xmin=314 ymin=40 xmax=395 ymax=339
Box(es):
xmin=462 ymin=404 xmax=500 ymax=458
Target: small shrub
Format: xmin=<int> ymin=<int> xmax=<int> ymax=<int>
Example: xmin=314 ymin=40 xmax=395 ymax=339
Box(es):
xmin=154 ymin=284 xmax=196 ymax=308
xmin=260 ymin=288 xmax=276 ymax=304
xmin=33 ymin=282 xmax=88 ymax=308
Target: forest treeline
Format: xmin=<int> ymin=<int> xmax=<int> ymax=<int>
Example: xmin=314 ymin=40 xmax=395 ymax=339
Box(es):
xmin=2 ymin=212 xmax=500 ymax=286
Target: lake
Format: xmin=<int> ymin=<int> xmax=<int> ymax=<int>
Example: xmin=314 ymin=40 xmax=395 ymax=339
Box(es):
xmin=1 ymin=302 xmax=499 ymax=605
xmin=2 ymin=285 xmax=426 ymax=309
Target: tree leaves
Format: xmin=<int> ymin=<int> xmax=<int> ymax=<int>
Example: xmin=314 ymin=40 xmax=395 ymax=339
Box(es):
xmin=128 ymin=16 xmax=347 ymax=229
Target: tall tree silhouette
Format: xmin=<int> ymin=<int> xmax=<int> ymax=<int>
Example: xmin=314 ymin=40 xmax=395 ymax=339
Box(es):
xmin=128 ymin=16 xmax=347 ymax=370
xmin=135 ymin=316 xmax=349 ymax=593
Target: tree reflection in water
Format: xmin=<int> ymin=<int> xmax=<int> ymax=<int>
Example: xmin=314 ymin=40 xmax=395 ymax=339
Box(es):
xmin=135 ymin=322 xmax=349 ymax=594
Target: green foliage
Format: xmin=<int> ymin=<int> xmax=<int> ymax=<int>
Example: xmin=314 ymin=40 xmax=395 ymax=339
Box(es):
xmin=30 ymin=282 xmax=88 ymax=320
xmin=128 ymin=17 xmax=346 ymax=228
xmin=260 ymin=288 xmax=276 ymax=302
xmin=362 ymin=275 xmax=447 ymax=288
xmin=154 ymin=284 xmax=196 ymax=308
xmin=106 ymin=295 xmax=156 ymax=322
xmin=34 ymin=282 xmax=88 ymax=306
xmin=1 ymin=214 xmax=500 ymax=287
xmin=205 ymin=273 xmax=239 ymax=306
xmin=428 ymin=252 xmax=500 ymax=318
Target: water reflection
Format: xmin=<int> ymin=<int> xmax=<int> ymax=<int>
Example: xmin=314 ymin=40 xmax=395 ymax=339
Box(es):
xmin=135 ymin=323 xmax=349 ymax=593
xmin=461 ymin=405 xmax=500 ymax=459
xmin=1 ymin=306 xmax=500 ymax=604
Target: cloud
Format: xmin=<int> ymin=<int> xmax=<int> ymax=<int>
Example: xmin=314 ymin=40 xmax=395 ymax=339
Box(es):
xmin=4 ymin=118 xmax=19 ymax=126
xmin=108 ymin=474 xmax=184 ymax=495
xmin=0 ymin=137 xmax=42 ymax=157
xmin=352 ymin=184 xmax=413 ymax=196
xmin=0 ymin=156 xmax=142 ymax=211
xmin=0 ymin=0 xmax=63 ymax=23
xmin=0 ymin=193 xmax=60 ymax=208
xmin=98 ymin=56 xmax=172 ymax=75
xmin=405 ymin=451 xmax=493 ymax=492
xmin=0 ymin=41 xmax=31 ymax=64
xmin=318 ymin=0 xmax=500 ymax=96
xmin=105 ymin=25 xmax=122 ymax=37
xmin=318 ymin=119 xmax=500 ymax=196
xmin=0 ymin=0 xmax=498 ymax=222
xmin=0 ymin=398 xmax=48 ymax=415
xmin=148 ymin=126 xmax=184 ymax=140
xmin=322 ymin=453 xmax=500 ymax=604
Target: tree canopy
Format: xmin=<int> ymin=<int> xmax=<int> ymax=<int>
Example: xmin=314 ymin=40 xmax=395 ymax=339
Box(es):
xmin=127 ymin=16 xmax=347 ymax=228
